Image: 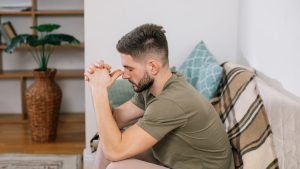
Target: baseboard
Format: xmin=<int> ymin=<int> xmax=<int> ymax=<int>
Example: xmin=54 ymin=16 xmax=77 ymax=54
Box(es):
xmin=83 ymin=148 xmax=95 ymax=169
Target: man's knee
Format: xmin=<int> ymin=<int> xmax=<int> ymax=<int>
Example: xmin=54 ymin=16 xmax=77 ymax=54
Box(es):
xmin=106 ymin=159 xmax=168 ymax=169
xmin=106 ymin=161 xmax=123 ymax=169
xmin=106 ymin=159 xmax=140 ymax=169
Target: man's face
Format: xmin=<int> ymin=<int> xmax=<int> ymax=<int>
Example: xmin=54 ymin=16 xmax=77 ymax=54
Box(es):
xmin=120 ymin=54 xmax=154 ymax=93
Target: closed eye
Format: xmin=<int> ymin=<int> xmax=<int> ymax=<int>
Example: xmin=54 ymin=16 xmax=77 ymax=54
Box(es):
xmin=124 ymin=65 xmax=134 ymax=72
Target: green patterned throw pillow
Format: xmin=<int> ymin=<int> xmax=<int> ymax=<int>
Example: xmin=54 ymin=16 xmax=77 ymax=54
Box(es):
xmin=109 ymin=79 xmax=135 ymax=108
xmin=178 ymin=41 xmax=223 ymax=99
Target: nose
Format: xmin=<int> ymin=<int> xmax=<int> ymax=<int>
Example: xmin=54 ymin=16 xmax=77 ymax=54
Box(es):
xmin=122 ymin=71 xmax=130 ymax=79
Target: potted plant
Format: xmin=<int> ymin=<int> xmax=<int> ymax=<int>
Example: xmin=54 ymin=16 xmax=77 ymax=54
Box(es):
xmin=4 ymin=24 xmax=80 ymax=142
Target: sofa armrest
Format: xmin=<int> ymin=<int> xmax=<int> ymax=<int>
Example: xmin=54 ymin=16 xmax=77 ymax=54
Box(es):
xmin=255 ymin=77 xmax=300 ymax=169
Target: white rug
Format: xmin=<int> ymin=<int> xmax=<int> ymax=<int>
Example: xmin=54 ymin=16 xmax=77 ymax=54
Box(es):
xmin=0 ymin=153 xmax=81 ymax=169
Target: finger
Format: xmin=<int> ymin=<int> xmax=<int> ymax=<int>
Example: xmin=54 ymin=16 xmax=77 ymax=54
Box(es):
xmin=90 ymin=64 xmax=97 ymax=69
xmin=95 ymin=63 xmax=105 ymax=69
xmin=104 ymin=64 xmax=111 ymax=69
xmin=87 ymin=68 xmax=94 ymax=74
xmin=97 ymin=64 xmax=111 ymax=73
xmin=94 ymin=63 xmax=101 ymax=69
xmin=103 ymin=64 xmax=112 ymax=71
xmin=84 ymin=73 xmax=91 ymax=81
xmin=98 ymin=63 xmax=110 ymax=69
xmin=88 ymin=65 xmax=96 ymax=73
xmin=95 ymin=62 xmax=111 ymax=71
xmin=95 ymin=60 xmax=104 ymax=68
xmin=110 ymin=69 xmax=123 ymax=82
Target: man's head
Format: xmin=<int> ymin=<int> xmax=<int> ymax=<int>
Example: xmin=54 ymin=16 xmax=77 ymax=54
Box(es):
xmin=116 ymin=24 xmax=169 ymax=93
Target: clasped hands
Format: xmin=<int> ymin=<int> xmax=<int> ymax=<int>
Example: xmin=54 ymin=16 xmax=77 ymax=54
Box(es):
xmin=84 ymin=60 xmax=123 ymax=90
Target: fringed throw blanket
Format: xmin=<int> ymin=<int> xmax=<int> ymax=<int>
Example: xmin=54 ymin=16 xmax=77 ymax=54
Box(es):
xmin=211 ymin=62 xmax=279 ymax=169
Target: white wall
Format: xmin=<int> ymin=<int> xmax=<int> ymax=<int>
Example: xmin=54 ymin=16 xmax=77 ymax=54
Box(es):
xmin=238 ymin=0 xmax=300 ymax=98
xmin=0 ymin=0 xmax=85 ymax=114
xmin=84 ymin=0 xmax=239 ymax=167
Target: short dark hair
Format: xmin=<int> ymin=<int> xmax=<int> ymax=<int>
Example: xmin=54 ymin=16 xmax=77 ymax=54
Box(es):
xmin=116 ymin=23 xmax=169 ymax=66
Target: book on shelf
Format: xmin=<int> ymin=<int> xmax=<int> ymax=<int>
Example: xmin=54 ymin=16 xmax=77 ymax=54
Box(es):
xmin=0 ymin=21 xmax=17 ymax=44
xmin=0 ymin=0 xmax=31 ymax=12
xmin=0 ymin=6 xmax=31 ymax=12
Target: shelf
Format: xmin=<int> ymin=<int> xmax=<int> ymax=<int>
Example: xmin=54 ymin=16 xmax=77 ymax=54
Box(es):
xmin=0 ymin=44 xmax=7 ymax=49
xmin=35 ymin=10 xmax=84 ymax=15
xmin=0 ymin=43 xmax=84 ymax=50
xmin=0 ymin=11 xmax=32 ymax=15
xmin=0 ymin=69 xmax=84 ymax=79
xmin=0 ymin=10 xmax=83 ymax=16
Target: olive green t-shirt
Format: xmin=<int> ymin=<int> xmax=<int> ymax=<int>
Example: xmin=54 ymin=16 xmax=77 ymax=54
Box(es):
xmin=131 ymin=73 xmax=234 ymax=169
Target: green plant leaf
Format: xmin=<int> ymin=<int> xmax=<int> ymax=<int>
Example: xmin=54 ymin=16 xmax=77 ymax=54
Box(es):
xmin=4 ymin=34 xmax=38 ymax=53
xmin=30 ymin=24 xmax=60 ymax=32
xmin=4 ymin=23 xmax=80 ymax=71
xmin=43 ymin=34 xmax=80 ymax=45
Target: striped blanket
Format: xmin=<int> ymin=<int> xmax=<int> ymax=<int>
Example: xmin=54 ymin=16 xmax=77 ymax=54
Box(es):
xmin=211 ymin=62 xmax=279 ymax=169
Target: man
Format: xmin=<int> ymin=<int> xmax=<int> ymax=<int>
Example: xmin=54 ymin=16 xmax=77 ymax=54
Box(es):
xmin=85 ymin=24 xmax=234 ymax=169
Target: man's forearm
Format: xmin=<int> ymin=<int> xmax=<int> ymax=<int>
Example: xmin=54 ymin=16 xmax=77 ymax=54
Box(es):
xmin=92 ymin=87 xmax=122 ymax=153
xmin=113 ymin=110 xmax=139 ymax=129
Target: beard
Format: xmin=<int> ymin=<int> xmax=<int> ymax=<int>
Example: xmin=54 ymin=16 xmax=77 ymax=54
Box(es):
xmin=130 ymin=71 xmax=154 ymax=93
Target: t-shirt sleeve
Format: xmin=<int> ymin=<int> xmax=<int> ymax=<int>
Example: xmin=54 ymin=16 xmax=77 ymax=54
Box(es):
xmin=137 ymin=98 xmax=187 ymax=141
xmin=130 ymin=93 xmax=145 ymax=110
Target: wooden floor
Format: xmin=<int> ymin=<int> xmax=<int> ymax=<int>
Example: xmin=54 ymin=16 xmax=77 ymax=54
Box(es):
xmin=0 ymin=113 xmax=85 ymax=154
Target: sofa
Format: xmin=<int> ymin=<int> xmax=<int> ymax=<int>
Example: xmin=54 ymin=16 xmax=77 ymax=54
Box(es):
xmin=90 ymin=42 xmax=300 ymax=169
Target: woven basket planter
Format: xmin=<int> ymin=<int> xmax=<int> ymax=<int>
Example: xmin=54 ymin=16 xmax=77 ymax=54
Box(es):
xmin=26 ymin=69 xmax=62 ymax=142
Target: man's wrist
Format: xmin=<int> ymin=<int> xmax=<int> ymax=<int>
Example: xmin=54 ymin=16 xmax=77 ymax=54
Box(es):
xmin=91 ymin=86 xmax=108 ymax=97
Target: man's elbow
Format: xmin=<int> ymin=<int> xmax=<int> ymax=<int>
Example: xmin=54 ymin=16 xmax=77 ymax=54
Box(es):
xmin=103 ymin=148 xmax=126 ymax=162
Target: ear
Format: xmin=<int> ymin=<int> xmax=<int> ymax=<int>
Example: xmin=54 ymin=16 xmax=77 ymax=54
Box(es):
xmin=147 ymin=59 xmax=160 ymax=75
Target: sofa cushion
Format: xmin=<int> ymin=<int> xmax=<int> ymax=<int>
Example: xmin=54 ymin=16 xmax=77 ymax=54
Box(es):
xmin=109 ymin=79 xmax=134 ymax=108
xmin=178 ymin=41 xmax=223 ymax=99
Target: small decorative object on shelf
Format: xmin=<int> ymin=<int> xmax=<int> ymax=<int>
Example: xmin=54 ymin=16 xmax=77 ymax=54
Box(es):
xmin=4 ymin=23 xmax=80 ymax=142
xmin=0 ymin=0 xmax=31 ymax=12
xmin=0 ymin=21 xmax=17 ymax=45
xmin=2 ymin=21 xmax=17 ymax=40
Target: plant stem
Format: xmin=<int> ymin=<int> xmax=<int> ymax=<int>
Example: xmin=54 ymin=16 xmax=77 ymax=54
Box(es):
xmin=45 ymin=45 xmax=55 ymax=67
xmin=41 ymin=45 xmax=47 ymax=71
xmin=29 ymin=48 xmax=40 ymax=67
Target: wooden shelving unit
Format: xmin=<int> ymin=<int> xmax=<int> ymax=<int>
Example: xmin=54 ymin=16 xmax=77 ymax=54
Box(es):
xmin=0 ymin=43 xmax=84 ymax=50
xmin=0 ymin=11 xmax=33 ymax=15
xmin=0 ymin=0 xmax=84 ymax=119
